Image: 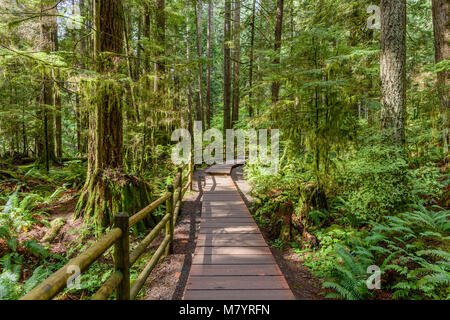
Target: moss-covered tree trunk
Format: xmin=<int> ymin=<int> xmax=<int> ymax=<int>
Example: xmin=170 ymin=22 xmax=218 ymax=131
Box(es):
xmin=75 ymin=0 xmax=154 ymax=233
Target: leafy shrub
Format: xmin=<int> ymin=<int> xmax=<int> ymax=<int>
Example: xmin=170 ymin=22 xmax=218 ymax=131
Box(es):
xmin=335 ymin=143 xmax=411 ymax=226
xmin=409 ymin=166 xmax=446 ymax=205
xmin=294 ymin=225 xmax=362 ymax=279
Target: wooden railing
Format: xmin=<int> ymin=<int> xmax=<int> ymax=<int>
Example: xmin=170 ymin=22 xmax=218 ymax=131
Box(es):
xmin=21 ymin=161 xmax=194 ymax=300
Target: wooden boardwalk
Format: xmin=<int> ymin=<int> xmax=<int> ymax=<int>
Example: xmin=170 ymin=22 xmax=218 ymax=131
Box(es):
xmin=184 ymin=162 xmax=295 ymax=300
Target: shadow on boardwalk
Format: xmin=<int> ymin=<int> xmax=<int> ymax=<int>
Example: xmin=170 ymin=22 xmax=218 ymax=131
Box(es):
xmin=144 ymin=169 xmax=206 ymax=300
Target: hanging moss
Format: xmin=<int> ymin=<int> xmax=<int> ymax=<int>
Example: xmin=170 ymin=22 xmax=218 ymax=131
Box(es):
xmin=75 ymin=75 xmax=159 ymax=236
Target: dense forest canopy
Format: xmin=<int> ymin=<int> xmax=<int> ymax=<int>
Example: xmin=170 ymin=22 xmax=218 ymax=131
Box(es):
xmin=0 ymin=0 xmax=448 ymax=301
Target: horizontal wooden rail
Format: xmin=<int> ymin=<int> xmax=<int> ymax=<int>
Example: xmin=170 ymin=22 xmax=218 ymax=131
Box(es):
xmin=92 ymin=270 xmax=123 ymax=300
xmin=21 ymin=228 xmax=122 ymax=300
xmin=129 ymin=213 xmax=171 ymax=265
xmin=130 ymin=235 xmax=171 ymax=300
xmin=21 ymin=158 xmax=194 ymax=300
xmin=129 ymin=193 xmax=171 ymax=227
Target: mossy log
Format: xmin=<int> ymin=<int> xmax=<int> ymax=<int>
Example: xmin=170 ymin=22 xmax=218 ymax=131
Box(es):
xmin=75 ymin=169 xmax=156 ymax=235
xmin=42 ymin=218 xmax=66 ymax=243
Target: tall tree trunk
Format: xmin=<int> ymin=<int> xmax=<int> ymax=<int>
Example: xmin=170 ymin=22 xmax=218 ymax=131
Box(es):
xmin=195 ymin=0 xmax=204 ymax=123
xmin=143 ymin=2 xmax=151 ymax=75
xmin=54 ymin=70 xmax=62 ymax=159
xmin=22 ymin=98 xmax=27 ymax=156
xmin=79 ymin=0 xmax=88 ymax=154
xmin=79 ymin=0 xmax=87 ymax=69
xmin=186 ymin=19 xmax=194 ymax=138
xmin=76 ymin=0 xmax=153 ymax=233
xmin=154 ymin=0 xmax=166 ymax=95
xmin=75 ymin=94 xmax=81 ymax=153
xmin=136 ymin=13 xmax=142 ymax=80
xmin=379 ymin=0 xmax=407 ymax=146
xmin=271 ymin=0 xmax=284 ymax=105
xmin=231 ymin=0 xmax=241 ymax=126
xmin=432 ymin=0 xmax=449 ymax=156
xmin=248 ymin=0 xmax=256 ymax=118
xmin=206 ymin=0 xmax=213 ymax=129
xmin=38 ymin=1 xmax=58 ymax=169
xmin=123 ymin=8 xmax=139 ymax=123
xmin=223 ymin=0 xmax=232 ymax=130
xmin=52 ymin=22 xmax=62 ymax=159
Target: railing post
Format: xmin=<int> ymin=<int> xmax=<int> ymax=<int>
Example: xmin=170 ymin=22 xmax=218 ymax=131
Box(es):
xmin=165 ymin=185 xmax=174 ymax=256
xmin=189 ymin=152 xmax=194 ymax=191
xmin=114 ymin=213 xmax=130 ymax=300
xmin=178 ymin=166 xmax=183 ymax=202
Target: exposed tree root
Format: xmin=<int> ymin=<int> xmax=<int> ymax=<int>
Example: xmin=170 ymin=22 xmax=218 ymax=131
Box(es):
xmin=75 ymin=169 xmax=156 ymax=235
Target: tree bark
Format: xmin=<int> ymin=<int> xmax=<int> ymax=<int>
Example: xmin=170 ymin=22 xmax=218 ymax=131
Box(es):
xmin=223 ymin=0 xmax=232 ymax=130
xmin=52 ymin=23 xmax=62 ymax=159
xmin=380 ymin=0 xmax=407 ymax=146
xmin=37 ymin=1 xmax=58 ymax=168
xmin=248 ymin=0 xmax=256 ymax=118
xmin=195 ymin=0 xmax=204 ymax=123
xmin=206 ymin=0 xmax=213 ymax=129
xmin=186 ymin=19 xmax=194 ymax=137
xmin=143 ymin=2 xmax=151 ymax=75
xmin=231 ymin=0 xmax=241 ymax=126
xmin=271 ymin=0 xmax=284 ymax=105
xmin=432 ymin=0 xmax=449 ymax=156
xmin=154 ymin=0 xmax=166 ymax=95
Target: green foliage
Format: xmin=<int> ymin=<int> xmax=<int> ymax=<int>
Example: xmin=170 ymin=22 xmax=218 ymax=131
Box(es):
xmin=323 ymin=205 xmax=450 ymax=300
xmin=322 ymin=245 xmax=374 ymax=300
xmin=294 ymin=225 xmax=362 ymax=279
xmin=270 ymin=238 xmax=285 ymax=250
xmin=0 ymin=235 xmax=53 ymax=299
xmin=335 ymin=142 xmax=411 ymax=226
xmin=0 ymin=188 xmax=47 ymax=235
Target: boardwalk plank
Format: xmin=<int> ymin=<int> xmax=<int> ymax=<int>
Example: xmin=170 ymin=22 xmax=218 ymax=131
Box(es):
xmin=189 ymin=264 xmax=283 ymax=276
xmin=200 ymin=222 xmax=257 ymax=228
xmin=199 ymin=226 xmax=260 ymax=234
xmin=184 ymin=162 xmax=294 ymax=300
xmin=192 ymin=254 xmax=276 ymax=265
xmin=200 ymin=217 xmax=254 ymax=223
xmin=186 ymin=276 xmax=290 ymax=290
xmin=195 ymin=246 xmax=272 ymax=255
xmin=196 ymin=238 xmax=268 ymax=247
xmin=197 ymin=233 xmax=264 ymax=240
xmin=184 ymin=290 xmax=295 ymax=300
